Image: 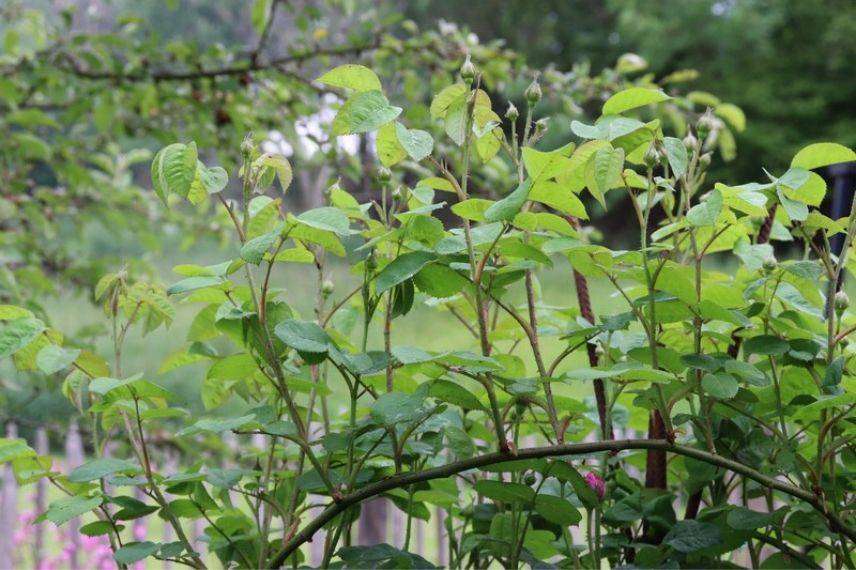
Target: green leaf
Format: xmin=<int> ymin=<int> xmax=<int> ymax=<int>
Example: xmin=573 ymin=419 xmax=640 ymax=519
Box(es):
xmin=726 ymin=507 xmax=779 ymax=530
xmin=484 ymin=179 xmax=531 ymax=222
xmin=528 ymin=182 xmax=587 ymax=218
xmin=0 ymin=305 xmax=33 ymax=320
xmin=0 ymin=318 xmax=45 ymax=359
xmin=663 ymin=136 xmax=688 ymax=179
xmin=337 ymin=544 xmax=438 ymax=569
xmin=585 ymin=146 xmax=624 ymax=206
xmin=178 ymin=414 xmax=256 ymax=436
xmin=274 ymin=320 xmax=334 ymax=353
xmin=0 ymin=438 xmax=36 ymax=462
xmin=316 ymin=64 xmax=382 ymax=92
xmin=241 ymin=230 xmax=279 ymax=265
xmin=701 ymin=372 xmax=738 ymax=399
xmin=376 ymin=122 xmax=407 ymax=167
xmin=189 ymin=162 xmax=227 ymax=203
xmin=332 ymin=90 xmax=401 ymax=135
xmin=114 ymin=542 xmax=160 ymax=565
xmin=664 ymin=520 xmax=722 ymax=553
xmin=371 ymin=392 xmax=427 ymax=426
xmin=39 ymin=495 xmax=103 ymax=526
xmin=548 ymin=461 xmax=599 ymax=510
xmin=80 ymin=520 xmax=115 ymax=537
xmin=151 ymin=142 xmax=198 ymax=204
xmin=375 ymin=251 xmax=436 ymax=294
xmin=428 ymin=380 xmax=484 ymax=411
xmin=534 ymin=494 xmax=581 ymax=526
xmin=602 ymin=87 xmax=670 ymax=115
xmin=743 ymin=335 xmax=789 ymax=356
xmin=522 ymin=143 xmax=575 ymax=182
xmin=35 ymin=344 xmax=80 ymax=375
xmin=430 ymin=83 xmax=467 ymax=119
xmin=444 ymin=99 xmax=468 ymax=146
xmin=414 ymin=264 xmax=468 ymax=297
xmin=166 ymin=276 xmax=224 ymax=296
xmin=474 ymin=480 xmax=535 ymax=504
xmin=791 ymin=142 xmax=856 ymax=170
xmin=68 ymin=458 xmax=141 ymax=483
xmin=686 ymin=189 xmax=723 ymax=227
xmin=395 ymin=122 xmax=434 ymax=161
xmin=295 ymin=207 xmax=353 ymax=236
xmin=254 ymin=153 xmax=292 ymax=192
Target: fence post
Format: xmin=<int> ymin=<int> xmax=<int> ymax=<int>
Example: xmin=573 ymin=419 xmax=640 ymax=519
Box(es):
xmin=65 ymin=420 xmax=84 ymax=570
xmin=0 ymin=423 xmax=19 ymax=568
xmin=33 ymin=426 xmax=49 ymax=568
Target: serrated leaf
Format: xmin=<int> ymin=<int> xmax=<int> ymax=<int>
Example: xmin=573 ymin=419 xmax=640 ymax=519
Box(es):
xmin=274 ymin=319 xmax=334 ymax=353
xmin=40 ymin=495 xmax=103 ymax=526
xmin=295 ymin=207 xmax=353 ymax=236
xmin=791 ymin=142 xmax=856 ymax=170
xmin=0 ymin=318 xmax=45 ymax=359
xmin=743 ymin=335 xmax=789 ymax=356
xmin=35 ymin=344 xmax=80 ymax=375
xmin=68 ymin=458 xmax=141 ymax=482
xmin=602 ymin=87 xmax=670 ymax=115
xmin=114 ymin=542 xmax=160 ymax=565
xmin=316 ymin=64 xmax=382 ymax=92
xmin=585 ymin=146 xmax=624 ymax=207
xmin=332 ymin=90 xmax=401 ymax=135
xmin=475 ymin=480 xmax=535 ymax=504
xmin=686 ymin=189 xmax=723 ymax=227
xmin=395 ymin=122 xmax=433 ymax=161
xmin=151 ymin=142 xmax=198 ymax=204
xmin=663 ymin=136 xmax=688 ymax=179
xmin=664 ymin=520 xmax=721 ymax=553
xmin=240 ymin=230 xmax=279 ymax=265
xmin=701 ymin=372 xmax=738 ymax=399
xmin=430 ymin=83 xmax=467 ymax=119
xmin=485 ymin=179 xmax=532 ymax=222
xmin=375 ymin=251 xmax=436 ymax=294
xmin=376 ymin=122 xmax=407 ymax=167
xmin=534 ymin=494 xmax=581 ymax=526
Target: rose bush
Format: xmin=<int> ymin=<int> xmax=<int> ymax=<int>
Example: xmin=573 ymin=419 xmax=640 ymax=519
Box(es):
xmin=1 ymin=58 xmax=854 ymax=569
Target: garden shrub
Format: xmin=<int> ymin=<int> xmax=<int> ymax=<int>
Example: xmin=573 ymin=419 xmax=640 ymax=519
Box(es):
xmin=1 ymin=59 xmax=854 ymax=569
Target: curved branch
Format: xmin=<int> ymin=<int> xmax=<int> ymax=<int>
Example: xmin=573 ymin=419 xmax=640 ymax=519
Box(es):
xmin=269 ymin=439 xmax=854 ymax=566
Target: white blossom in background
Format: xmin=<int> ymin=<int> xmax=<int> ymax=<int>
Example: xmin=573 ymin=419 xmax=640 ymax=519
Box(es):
xmin=262 ymin=94 xmax=360 ymax=160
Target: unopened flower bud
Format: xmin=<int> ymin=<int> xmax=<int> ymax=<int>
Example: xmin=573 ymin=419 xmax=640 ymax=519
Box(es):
xmin=505 ymin=102 xmax=519 ymax=122
xmin=696 ymin=110 xmax=717 ymax=140
xmin=643 ymin=145 xmax=660 ymax=168
xmin=377 ymin=166 xmax=391 ymax=184
xmin=321 ymin=280 xmax=335 ymax=296
xmin=524 ymin=77 xmax=542 ymax=105
xmin=762 ymin=255 xmax=778 ymax=273
xmin=240 ymin=133 xmax=255 ymax=157
xmin=460 ymin=55 xmax=476 ymax=84
xmin=585 ymin=472 xmax=605 ymax=500
xmin=699 ymin=152 xmax=712 ymax=168
xmin=683 ymin=131 xmax=698 ymax=151
xmin=835 ymin=291 xmax=849 ymax=314
xmin=534 ymin=117 xmax=549 ymax=136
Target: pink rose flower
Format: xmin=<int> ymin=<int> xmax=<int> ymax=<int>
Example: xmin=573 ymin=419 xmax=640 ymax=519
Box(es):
xmin=584 ymin=471 xmax=605 ymax=500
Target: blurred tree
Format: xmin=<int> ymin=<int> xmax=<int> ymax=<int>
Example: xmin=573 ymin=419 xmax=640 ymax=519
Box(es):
xmin=406 ymin=0 xmax=856 ymax=183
